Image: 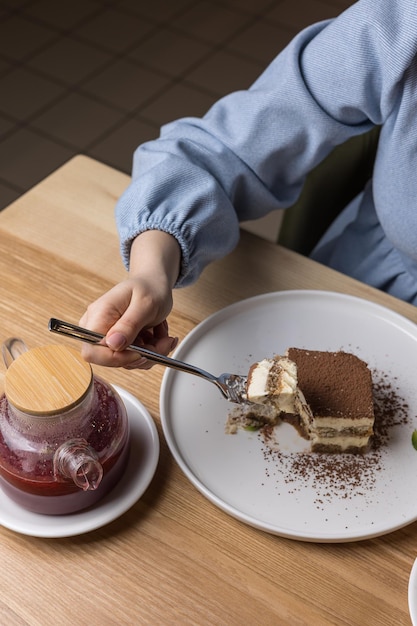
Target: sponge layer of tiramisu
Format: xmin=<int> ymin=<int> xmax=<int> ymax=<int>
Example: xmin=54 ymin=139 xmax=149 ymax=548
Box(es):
xmin=246 ymin=356 xmax=298 ymax=413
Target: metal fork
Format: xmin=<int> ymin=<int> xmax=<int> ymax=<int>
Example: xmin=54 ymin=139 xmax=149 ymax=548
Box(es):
xmin=48 ymin=318 xmax=247 ymax=403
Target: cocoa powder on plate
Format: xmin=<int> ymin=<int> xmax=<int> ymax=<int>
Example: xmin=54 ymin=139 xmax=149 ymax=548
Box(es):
xmin=258 ymin=368 xmax=411 ymax=504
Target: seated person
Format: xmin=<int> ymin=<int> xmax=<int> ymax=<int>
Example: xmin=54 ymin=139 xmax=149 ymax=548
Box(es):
xmin=80 ymin=0 xmax=417 ymax=369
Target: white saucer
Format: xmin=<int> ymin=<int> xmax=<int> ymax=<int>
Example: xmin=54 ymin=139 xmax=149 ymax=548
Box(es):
xmin=0 ymin=386 xmax=159 ymax=538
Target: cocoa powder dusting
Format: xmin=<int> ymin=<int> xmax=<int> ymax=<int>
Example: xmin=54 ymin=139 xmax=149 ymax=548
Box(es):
xmin=258 ymin=368 xmax=411 ymax=506
xmin=287 ymin=348 xmax=373 ymax=418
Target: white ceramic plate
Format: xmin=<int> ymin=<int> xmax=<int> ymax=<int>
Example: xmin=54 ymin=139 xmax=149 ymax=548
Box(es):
xmin=160 ymin=290 xmax=417 ymax=542
xmin=0 ymin=387 xmax=159 ymax=538
xmin=409 ymin=558 xmax=417 ymax=625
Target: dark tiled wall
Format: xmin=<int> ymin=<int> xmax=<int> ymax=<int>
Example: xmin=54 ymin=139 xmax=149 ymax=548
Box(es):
xmin=0 ymin=0 xmax=352 ymax=215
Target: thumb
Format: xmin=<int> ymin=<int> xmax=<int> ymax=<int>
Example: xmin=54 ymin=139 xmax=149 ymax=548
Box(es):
xmin=105 ymin=312 xmax=146 ymax=350
xmin=105 ymin=331 xmax=129 ymax=351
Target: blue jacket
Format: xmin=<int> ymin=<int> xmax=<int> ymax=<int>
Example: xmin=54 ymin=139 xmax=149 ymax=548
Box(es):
xmin=116 ymin=0 xmax=417 ymax=304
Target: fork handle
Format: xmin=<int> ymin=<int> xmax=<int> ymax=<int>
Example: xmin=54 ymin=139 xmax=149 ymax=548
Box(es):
xmin=48 ymin=318 xmax=218 ymax=384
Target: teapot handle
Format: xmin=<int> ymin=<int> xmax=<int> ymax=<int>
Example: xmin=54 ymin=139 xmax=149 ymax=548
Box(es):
xmin=2 ymin=338 xmax=29 ymax=369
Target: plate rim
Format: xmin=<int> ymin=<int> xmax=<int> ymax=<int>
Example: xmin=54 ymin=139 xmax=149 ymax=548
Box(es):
xmin=409 ymin=557 xmax=417 ymax=626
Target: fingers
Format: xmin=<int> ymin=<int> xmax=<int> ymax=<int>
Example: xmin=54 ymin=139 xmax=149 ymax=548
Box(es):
xmin=105 ymin=331 xmax=128 ymax=351
xmin=122 ymin=329 xmax=179 ymax=371
xmin=124 ymin=357 xmax=150 ymax=370
xmin=78 ymin=277 xmax=177 ymax=369
xmin=81 ymin=332 xmax=178 ymax=370
xmin=79 ymin=282 xmax=141 ymax=362
xmin=153 ymin=320 xmax=169 ymax=338
xmin=82 ymin=283 xmax=140 ymax=350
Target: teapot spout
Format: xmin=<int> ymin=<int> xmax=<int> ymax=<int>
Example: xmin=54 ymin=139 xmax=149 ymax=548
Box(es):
xmin=53 ymin=438 xmax=103 ymax=491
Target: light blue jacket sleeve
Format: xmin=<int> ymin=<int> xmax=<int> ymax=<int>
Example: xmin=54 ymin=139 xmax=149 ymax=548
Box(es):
xmin=115 ymin=0 xmax=417 ymax=287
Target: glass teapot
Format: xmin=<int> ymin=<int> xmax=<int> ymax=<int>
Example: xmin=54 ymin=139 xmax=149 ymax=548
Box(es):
xmin=0 ymin=338 xmax=130 ymax=515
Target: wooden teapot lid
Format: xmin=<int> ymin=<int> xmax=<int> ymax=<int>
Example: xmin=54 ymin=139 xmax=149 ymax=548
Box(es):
xmin=4 ymin=345 xmax=93 ymax=415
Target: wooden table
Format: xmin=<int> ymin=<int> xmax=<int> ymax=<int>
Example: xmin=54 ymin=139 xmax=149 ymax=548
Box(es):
xmin=0 ymin=155 xmax=415 ymax=626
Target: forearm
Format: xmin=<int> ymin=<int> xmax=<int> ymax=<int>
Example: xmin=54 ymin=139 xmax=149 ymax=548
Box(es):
xmin=117 ymin=0 xmax=417 ymax=288
xmin=129 ymin=230 xmax=181 ymax=290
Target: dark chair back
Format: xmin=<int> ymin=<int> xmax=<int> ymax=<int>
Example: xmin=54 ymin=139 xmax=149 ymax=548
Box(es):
xmin=277 ymin=126 xmax=381 ymax=255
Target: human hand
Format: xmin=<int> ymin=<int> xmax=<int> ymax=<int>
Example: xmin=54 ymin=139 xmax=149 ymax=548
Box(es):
xmin=79 ymin=230 xmax=181 ymax=369
xmin=79 ymin=276 xmax=177 ymax=369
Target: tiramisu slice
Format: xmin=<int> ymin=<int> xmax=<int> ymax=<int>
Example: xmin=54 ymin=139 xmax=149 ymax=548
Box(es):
xmin=287 ymin=348 xmax=374 ymax=453
xmin=226 ymin=348 xmax=375 ymax=454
